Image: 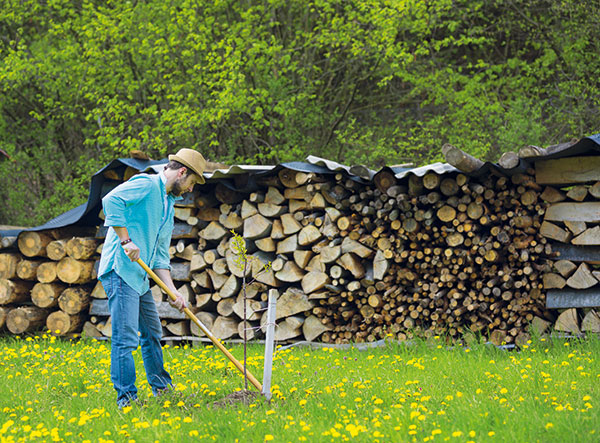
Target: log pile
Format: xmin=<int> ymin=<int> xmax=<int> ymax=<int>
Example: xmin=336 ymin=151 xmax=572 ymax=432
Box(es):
xmin=0 ymin=148 xmax=571 ymax=344
xmin=535 ymin=155 xmax=600 ymax=336
xmin=0 ymin=229 xmax=98 ymax=335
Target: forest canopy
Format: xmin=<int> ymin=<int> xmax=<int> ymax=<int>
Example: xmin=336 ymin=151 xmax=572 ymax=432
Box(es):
xmin=1 ymin=0 xmax=599 ymax=225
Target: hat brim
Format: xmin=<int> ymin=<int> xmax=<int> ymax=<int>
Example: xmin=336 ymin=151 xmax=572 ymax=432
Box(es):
xmin=168 ymin=154 xmax=206 ymax=184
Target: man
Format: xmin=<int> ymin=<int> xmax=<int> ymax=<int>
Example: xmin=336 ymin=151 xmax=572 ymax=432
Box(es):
xmin=98 ymin=148 xmax=206 ymax=408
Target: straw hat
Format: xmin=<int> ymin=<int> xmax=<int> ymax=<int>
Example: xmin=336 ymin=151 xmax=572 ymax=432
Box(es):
xmin=168 ymin=148 xmax=206 ymax=184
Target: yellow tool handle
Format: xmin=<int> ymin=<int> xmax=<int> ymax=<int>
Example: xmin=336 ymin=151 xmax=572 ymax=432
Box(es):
xmin=136 ymin=258 xmax=262 ymax=391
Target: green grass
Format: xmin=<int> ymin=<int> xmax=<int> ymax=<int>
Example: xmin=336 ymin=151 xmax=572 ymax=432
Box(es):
xmin=0 ymin=334 xmax=598 ymax=442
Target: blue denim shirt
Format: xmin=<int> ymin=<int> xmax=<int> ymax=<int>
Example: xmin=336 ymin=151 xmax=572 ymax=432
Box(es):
xmin=98 ymin=171 xmax=180 ymax=295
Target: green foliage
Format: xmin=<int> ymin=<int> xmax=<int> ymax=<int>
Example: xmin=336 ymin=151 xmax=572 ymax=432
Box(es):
xmin=1 ymin=0 xmax=600 ymax=224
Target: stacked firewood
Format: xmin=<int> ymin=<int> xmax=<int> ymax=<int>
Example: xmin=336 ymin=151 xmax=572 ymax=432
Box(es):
xmin=0 ymin=152 xmax=564 ymax=344
xmin=312 ymin=165 xmax=557 ymax=345
xmin=0 ymin=228 xmax=98 ymax=336
xmin=536 ymin=155 xmax=600 ymax=336
xmin=85 ymin=161 xmax=556 ymax=345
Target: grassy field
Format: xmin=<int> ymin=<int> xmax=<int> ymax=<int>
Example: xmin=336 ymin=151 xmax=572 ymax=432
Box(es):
xmin=0 ymin=334 xmax=598 ymax=442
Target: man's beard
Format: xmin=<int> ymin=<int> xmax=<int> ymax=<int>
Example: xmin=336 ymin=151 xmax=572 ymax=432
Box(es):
xmin=170 ymin=177 xmax=186 ymax=196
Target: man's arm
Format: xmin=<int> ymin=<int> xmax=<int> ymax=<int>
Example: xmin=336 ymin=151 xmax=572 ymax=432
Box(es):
xmin=154 ymin=268 xmax=188 ymax=311
xmin=112 ymin=226 xmax=140 ymax=261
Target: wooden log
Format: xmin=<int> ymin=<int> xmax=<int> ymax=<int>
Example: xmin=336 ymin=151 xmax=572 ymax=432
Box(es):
xmin=566 ymin=185 xmax=588 ymax=202
xmin=284 ymin=185 xmax=313 ymax=201
xmin=543 ymin=273 xmax=566 ymax=289
xmin=6 ymin=306 xmax=48 ymax=334
xmin=197 ymin=208 xmax=220 ymax=222
xmin=97 ymin=316 xmax=112 ymax=337
xmin=539 ymin=221 xmax=571 ymax=243
xmin=564 ymin=221 xmax=587 ymax=236
xmin=590 ymin=181 xmax=600 ymax=199
xmin=545 ymin=202 xmax=600 ymax=222
xmin=0 ymin=306 xmax=9 ymax=328
xmin=298 ymin=225 xmax=322 ymax=246
xmin=264 ymin=317 xmax=302 ymax=341
xmin=498 ymin=151 xmax=520 ymax=169
xmin=170 ymin=262 xmax=192 ymax=281
xmin=243 ymin=214 xmax=272 ymax=240
xmin=174 ymin=207 xmax=194 ymax=222
xmin=219 ymin=274 xmax=240 ymax=299
xmin=581 ymin=310 xmax=600 ymax=333
xmin=274 ymin=288 xmax=314 ymax=320
xmin=212 ymin=316 xmax=239 ymax=339
xmin=554 ymin=308 xmax=580 ymax=334
xmin=293 ymin=250 xmax=313 ymax=268
xmin=337 ymin=253 xmax=365 ymax=279
xmin=199 ymin=221 xmax=228 ymax=241
xmin=275 ymin=261 xmax=305 ymax=283
xmin=82 ymin=321 xmax=103 ymax=338
xmin=540 ymin=186 xmax=566 ymax=203
xmin=373 ymin=250 xmax=389 ymax=281
xmin=553 ymin=260 xmax=577 ymax=278
xmin=46 ymin=310 xmax=84 ymax=335
xmin=36 ymin=261 xmax=58 ymax=283
xmin=572 ymin=226 xmax=600 ymax=245
xmin=566 ymin=263 xmax=597 ymax=289
xmin=277 ymin=234 xmax=298 ymax=255
xmin=0 ymin=253 xmax=21 ymax=279
xmin=490 ymin=329 xmax=508 ymax=346
xmin=232 ymin=296 xmax=264 ymax=321
xmin=58 ymin=287 xmax=90 ymax=315
xmin=46 ymin=240 xmax=68 ymax=261
xmin=265 ymin=186 xmax=286 ymax=205
xmin=320 ymin=245 xmax=341 ymax=264
xmin=190 ymin=312 xmax=216 ymax=337
xmin=65 ymin=237 xmax=100 ymax=260
xmin=535 ymin=156 xmax=600 ymax=185
xmin=301 ymin=271 xmax=330 ymax=294
xmin=442 ymin=144 xmax=484 ymax=173
xmin=437 ymin=205 xmax=456 ymax=223
xmin=258 ymin=203 xmax=286 ymax=218
xmin=341 ymin=237 xmax=373 ymax=259
xmin=0 ymin=279 xmax=32 ymax=305
xmin=0 ymin=236 xmax=17 ymax=250
xmin=18 ymin=231 xmax=52 ymax=257
xmin=31 ymin=282 xmax=65 ymax=308
xmin=190 ymin=252 xmax=207 ymax=273
xmin=56 ymin=258 xmax=94 ymax=284
xmin=529 ymin=316 xmax=551 ymax=335
xmin=16 ymin=259 xmax=43 ymax=281
xmin=373 ymin=170 xmax=397 ymax=193
xmin=253 ymin=235 xmax=276 ymax=253
xmin=165 ymin=320 xmax=191 ymax=336
xmin=278 ymin=170 xmax=304 ymax=189
xmin=238 ymin=320 xmax=261 ymax=341
xmin=241 ymin=201 xmax=258 ymax=219
xmin=225 ymin=250 xmax=251 ymax=278
xmin=302 ymin=315 xmax=333 ymax=341
xmin=280 ymin=214 xmax=302 ymax=235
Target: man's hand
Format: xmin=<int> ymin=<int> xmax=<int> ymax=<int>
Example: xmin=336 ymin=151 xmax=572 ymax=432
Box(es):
xmin=169 ymin=291 xmax=188 ymax=312
xmin=123 ymin=242 xmax=141 ymax=262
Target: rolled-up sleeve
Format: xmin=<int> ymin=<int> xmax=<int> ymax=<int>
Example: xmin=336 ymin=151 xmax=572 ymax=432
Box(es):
xmin=102 ymin=176 xmax=153 ymax=227
xmin=153 ymin=220 xmax=172 ymax=270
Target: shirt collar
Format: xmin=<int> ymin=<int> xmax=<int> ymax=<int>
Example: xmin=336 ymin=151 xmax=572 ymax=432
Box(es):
xmin=158 ymin=170 xmax=183 ymax=201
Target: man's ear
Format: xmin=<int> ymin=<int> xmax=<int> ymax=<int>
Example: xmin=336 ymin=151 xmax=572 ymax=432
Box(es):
xmin=179 ymin=167 xmax=188 ymax=177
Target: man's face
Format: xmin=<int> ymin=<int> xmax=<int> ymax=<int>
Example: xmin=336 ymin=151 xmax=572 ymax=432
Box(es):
xmin=171 ymin=170 xmax=202 ymax=196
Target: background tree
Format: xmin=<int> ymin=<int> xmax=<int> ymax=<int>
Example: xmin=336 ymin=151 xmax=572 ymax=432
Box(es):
xmin=1 ymin=0 xmax=599 ymax=225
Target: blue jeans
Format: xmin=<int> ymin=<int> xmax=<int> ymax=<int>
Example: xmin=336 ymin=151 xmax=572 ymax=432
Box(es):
xmin=100 ymin=270 xmax=172 ymax=407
